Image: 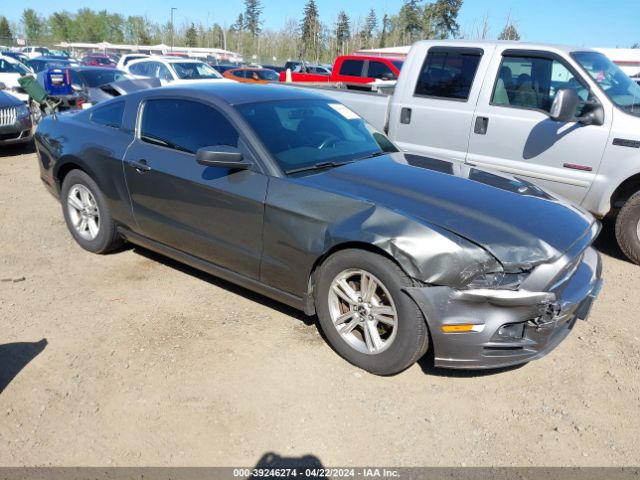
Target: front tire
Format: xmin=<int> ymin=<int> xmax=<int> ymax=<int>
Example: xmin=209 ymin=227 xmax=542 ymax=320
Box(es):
xmin=61 ymin=170 xmax=123 ymax=253
xmin=615 ymin=191 xmax=640 ymax=265
xmin=315 ymin=249 xmax=429 ymax=375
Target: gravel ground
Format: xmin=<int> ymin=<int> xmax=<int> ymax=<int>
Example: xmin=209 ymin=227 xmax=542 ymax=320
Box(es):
xmin=1 ymin=145 xmax=639 ymax=467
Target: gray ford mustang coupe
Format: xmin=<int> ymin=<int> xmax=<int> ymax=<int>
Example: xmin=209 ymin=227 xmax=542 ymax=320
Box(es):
xmin=35 ymin=83 xmax=603 ymax=375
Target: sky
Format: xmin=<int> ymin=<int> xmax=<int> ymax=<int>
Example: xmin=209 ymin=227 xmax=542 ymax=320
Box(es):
xmin=2 ymin=0 xmax=639 ymax=48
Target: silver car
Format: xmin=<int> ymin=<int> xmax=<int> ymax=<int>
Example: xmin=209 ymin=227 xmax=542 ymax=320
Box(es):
xmin=0 ymin=88 xmax=33 ymax=147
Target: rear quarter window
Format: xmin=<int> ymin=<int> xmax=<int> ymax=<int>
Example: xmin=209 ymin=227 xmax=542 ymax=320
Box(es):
xmin=129 ymin=62 xmax=150 ymax=76
xmin=367 ymin=61 xmax=397 ymax=80
xmin=414 ymin=48 xmax=482 ymax=101
xmin=90 ymin=102 xmax=125 ymax=129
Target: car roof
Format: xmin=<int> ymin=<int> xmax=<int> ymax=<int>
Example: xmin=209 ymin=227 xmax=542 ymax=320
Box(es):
xmin=69 ymin=66 xmax=125 ymax=72
xmin=411 ymin=39 xmax=598 ymax=55
xmin=339 ymin=55 xmax=404 ymax=61
xmin=139 ymin=82 xmax=331 ymax=106
xmin=127 ymin=57 xmax=205 ymax=67
xmin=31 ymin=56 xmax=71 ymax=62
xmin=160 ymin=57 xmax=205 ymax=63
xmin=230 ymin=67 xmax=273 ymax=71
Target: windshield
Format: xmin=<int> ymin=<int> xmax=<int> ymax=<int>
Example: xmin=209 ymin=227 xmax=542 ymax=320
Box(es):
xmin=572 ymin=51 xmax=640 ymax=117
xmin=237 ymin=99 xmax=397 ymax=174
xmin=80 ymin=69 xmax=128 ymax=87
xmin=173 ymin=62 xmax=222 ymax=80
xmin=0 ymin=58 xmax=29 ymax=74
xmin=392 ymin=60 xmax=404 ymax=71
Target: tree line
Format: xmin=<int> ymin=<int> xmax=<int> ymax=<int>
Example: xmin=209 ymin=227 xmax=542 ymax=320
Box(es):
xmin=0 ymin=1 xmax=527 ymax=63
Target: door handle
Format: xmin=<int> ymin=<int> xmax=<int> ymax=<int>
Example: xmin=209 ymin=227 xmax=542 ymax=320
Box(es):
xmin=128 ymin=159 xmax=151 ymax=173
xmin=474 ymin=116 xmax=489 ymax=135
xmin=400 ymin=107 xmax=412 ymax=124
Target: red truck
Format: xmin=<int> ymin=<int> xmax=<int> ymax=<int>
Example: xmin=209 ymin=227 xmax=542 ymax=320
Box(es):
xmin=279 ymin=55 xmax=404 ymax=84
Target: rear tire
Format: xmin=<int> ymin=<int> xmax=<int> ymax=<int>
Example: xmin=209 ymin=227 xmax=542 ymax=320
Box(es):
xmin=60 ymin=170 xmax=123 ymax=254
xmin=315 ymin=249 xmax=429 ymax=376
xmin=615 ymin=191 xmax=640 ymax=265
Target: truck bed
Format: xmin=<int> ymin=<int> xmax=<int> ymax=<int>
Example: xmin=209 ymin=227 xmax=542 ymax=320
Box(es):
xmin=287 ymin=83 xmax=393 ymax=133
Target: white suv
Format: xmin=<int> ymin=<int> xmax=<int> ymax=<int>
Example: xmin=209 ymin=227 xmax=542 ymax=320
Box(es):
xmin=124 ymin=57 xmax=232 ymax=85
xmin=21 ymin=46 xmax=51 ymax=59
xmin=116 ymin=53 xmax=149 ymax=70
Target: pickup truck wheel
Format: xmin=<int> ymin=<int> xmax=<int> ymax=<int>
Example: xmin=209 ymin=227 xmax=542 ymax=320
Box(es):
xmin=315 ymin=249 xmax=429 ymax=376
xmin=615 ymin=191 xmax=640 ymax=265
xmin=61 ymin=170 xmax=123 ymax=254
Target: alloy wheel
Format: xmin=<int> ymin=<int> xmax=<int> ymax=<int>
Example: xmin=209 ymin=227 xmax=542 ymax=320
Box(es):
xmin=67 ymin=184 xmax=100 ymax=241
xmin=327 ymin=268 xmax=398 ymax=355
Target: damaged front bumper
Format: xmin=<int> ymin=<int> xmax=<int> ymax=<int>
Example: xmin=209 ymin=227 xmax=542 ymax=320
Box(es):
xmin=405 ymin=246 xmax=602 ymax=369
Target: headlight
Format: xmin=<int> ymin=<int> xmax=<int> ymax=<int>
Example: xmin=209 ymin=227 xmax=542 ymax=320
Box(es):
xmin=465 ymin=270 xmax=528 ymax=290
xmin=16 ymin=104 xmax=30 ymax=118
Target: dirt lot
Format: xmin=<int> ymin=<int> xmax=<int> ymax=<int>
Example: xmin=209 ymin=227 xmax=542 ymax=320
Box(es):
xmin=1 ymin=145 xmax=639 ymax=467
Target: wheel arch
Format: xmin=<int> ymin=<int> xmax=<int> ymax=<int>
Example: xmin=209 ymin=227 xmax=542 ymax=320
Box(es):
xmin=303 ymin=241 xmax=419 ymax=315
xmin=55 ymin=156 xmax=94 ymax=190
xmin=609 ymin=173 xmax=640 ymax=216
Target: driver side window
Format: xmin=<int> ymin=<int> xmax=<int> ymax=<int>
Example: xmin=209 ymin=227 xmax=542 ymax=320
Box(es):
xmin=140 ymin=99 xmax=239 ymax=154
xmin=492 ymin=55 xmax=589 ymax=115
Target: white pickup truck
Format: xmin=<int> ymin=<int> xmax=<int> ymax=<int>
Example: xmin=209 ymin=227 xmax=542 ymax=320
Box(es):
xmin=306 ymin=40 xmax=640 ymax=265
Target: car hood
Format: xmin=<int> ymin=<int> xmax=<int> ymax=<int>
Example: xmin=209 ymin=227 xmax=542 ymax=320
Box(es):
xmin=0 ymin=89 xmax=24 ymax=106
xmin=293 ymin=153 xmax=596 ymax=270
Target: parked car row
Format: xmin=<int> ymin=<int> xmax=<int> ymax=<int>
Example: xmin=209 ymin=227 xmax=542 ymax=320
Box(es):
xmin=279 ymin=55 xmax=404 ymax=86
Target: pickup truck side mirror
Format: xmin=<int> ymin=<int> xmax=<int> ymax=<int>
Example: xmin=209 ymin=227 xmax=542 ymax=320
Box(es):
xmin=550 ymin=88 xmax=579 ymax=123
xmin=196 ymin=145 xmax=253 ymax=170
xmin=577 ymin=97 xmax=605 ymax=126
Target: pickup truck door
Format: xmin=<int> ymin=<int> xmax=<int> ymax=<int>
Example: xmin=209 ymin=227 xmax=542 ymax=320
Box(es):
xmin=122 ymin=97 xmax=267 ymax=279
xmin=388 ymin=45 xmax=496 ymax=164
xmin=465 ymin=48 xmax=612 ymax=204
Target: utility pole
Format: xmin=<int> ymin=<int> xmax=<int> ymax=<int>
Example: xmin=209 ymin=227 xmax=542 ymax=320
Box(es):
xmin=170 ymin=7 xmax=177 ymax=52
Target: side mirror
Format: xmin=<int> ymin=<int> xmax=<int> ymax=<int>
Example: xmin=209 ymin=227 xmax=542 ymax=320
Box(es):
xmin=196 ymin=145 xmax=252 ymax=170
xmin=550 ymin=88 xmax=579 ymax=122
xmin=577 ymin=97 xmax=605 ymax=126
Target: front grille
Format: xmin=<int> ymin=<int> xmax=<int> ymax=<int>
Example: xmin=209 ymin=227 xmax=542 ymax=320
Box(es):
xmin=0 ymin=131 xmax=21 ymax=141
xmin=0 ymin=107 xmax=17 ymax=127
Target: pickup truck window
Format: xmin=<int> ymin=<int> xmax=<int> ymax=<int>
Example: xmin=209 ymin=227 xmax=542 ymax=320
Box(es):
xmin=140 ymin=99 xmax=239 ymax=154
xmin=339 ymin=60 xmax=365 ymax=77
xmin=367 ymin=61 xmax=397 ymax=80
xmin=492 ymin=55 xmax=588 ymax=114
xmin=414 ymin=48 xmax=482 ymax=101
